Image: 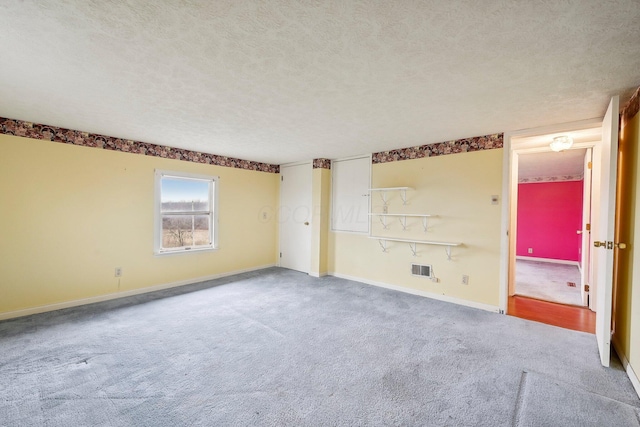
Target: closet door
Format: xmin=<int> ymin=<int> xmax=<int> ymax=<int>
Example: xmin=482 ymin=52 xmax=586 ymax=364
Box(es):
xmin=280 ymin=163 xmax=312 ymax=273
xmin=331 ymin=156 xmax=371 ymax=234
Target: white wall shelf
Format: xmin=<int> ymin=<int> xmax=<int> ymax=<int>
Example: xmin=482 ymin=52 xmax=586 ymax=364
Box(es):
xmin=369 ymin=186 xmax=461 ymax=260
xmin=368 ymin=213 xmax=436 ymax=231
xmin=370 ymin=237 xmax=461 ymax=259
xmin=368 ymin=187 xmax=413 ymax=206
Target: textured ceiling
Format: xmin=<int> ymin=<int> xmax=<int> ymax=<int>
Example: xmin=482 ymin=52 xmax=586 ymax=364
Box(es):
xmin=519 ymin=149 xmax=587 ymax=180
xmin=514 ymin=127 xmax=599 ymax=179
xmin=0 ymin=1 xmax=639 ymax=164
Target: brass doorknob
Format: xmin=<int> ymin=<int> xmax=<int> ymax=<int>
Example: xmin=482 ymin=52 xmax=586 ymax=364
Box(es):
xmin=616 ymin=242 xmax=627 ymax=249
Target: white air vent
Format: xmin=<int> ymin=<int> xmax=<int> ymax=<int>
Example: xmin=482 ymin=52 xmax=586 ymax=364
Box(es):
xmin=411 ymin=263 xmax=432 ymax=278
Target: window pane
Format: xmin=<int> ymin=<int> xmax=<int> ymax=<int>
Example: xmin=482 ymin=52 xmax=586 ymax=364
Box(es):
xmin=161 ymin=177 xmax=210 ymax=212
xmin=162 ymin=215 xmax=210 ymax=248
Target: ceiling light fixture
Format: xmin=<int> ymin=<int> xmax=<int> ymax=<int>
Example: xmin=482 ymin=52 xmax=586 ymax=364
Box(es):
xmin=550 ymin=135 xmax=573 ymax=152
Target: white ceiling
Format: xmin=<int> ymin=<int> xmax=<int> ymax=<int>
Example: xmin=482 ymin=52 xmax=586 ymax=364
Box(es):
xmin=518 ymin=149 xmax=587 ymax=180
xmin=0 ymin=1 xmax=639 ymax=165
xmin=514 ymin=126 xmax=601 ymax=179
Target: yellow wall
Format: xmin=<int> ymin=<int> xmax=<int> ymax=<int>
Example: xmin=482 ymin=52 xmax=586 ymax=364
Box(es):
xmin=328 ymin=149 xmax=503 ymax=307
xmin=0 ymin=134 xmax=279 ymax=315
xmin=613 ymin=108 xmax=640 ymax=378
xmin=311 ymin=168 xmax=330 ymax=276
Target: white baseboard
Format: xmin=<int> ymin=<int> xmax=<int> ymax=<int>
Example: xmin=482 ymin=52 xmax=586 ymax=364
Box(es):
xmin=612 ymin=338 xmax=640 ymax=399
xmin=0 ymin=264 xmax=276 ymax=321
xmin=516 ymin=256 xmax=580 ymax=266
xmin=328 ymin=272 xmax=500 ymax=313
xmin=309 ymin=271 xmax=328 ymax=278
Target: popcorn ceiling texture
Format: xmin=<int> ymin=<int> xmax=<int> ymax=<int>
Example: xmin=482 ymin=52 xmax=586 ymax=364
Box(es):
xmin=0 ymin=1 xmax=638 ymax=164
xmin=517 ymin=149 xmax=587 ymax=182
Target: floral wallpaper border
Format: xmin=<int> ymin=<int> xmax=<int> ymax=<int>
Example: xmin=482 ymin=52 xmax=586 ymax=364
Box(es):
xmin=0 ymin=117 xmax=280 ymax=173
xmin=519 ymin=175 xmax=583 ymax=184
xmin=621 ymin=86 xmax=640 ymax=128
xmin=312 ymin=158 xmax=331 ymax=169
xmin=372 ymin=133 xmax=503 ymax=164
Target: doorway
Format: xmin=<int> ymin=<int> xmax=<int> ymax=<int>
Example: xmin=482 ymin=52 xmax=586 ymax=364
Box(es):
xmin=503 ymin=97 xmax=620 ymax=367
xmin=506 ymin=123 xmax=605 ymax=332
xmin=514 ymin=149 xmax=588 ymax=307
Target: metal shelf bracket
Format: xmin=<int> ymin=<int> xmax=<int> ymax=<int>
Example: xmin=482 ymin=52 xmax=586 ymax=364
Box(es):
xmin=399 ymin=216 xmax=408 ymax=231
xmin=400 ymin=189 xmax=408 ymax=205
xmin=445 ymin=245 xmax=453 ymax=260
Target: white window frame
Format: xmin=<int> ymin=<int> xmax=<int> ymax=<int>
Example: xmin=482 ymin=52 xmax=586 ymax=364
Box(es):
xmin=154 ymin=169 xmax=219 ymax=255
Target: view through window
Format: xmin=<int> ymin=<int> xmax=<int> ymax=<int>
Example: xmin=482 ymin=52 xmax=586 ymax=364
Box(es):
xmin=155 ymin=171 xmax=217 ymax=254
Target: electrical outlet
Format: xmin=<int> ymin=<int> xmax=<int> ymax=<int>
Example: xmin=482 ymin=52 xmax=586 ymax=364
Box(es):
xmin=462 ymin=275 xmax=469 ymax=285
xmin=115 ymin=267 xmax=122 ymax=277
xmin=528 ymin=248 xmax=533 ymax=254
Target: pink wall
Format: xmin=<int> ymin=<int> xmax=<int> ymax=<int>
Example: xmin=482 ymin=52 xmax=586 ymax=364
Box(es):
xmin=516 ymin=180 xmax=583 ymax=261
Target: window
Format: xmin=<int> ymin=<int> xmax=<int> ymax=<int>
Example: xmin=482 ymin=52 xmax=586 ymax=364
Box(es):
xmin=331 ymin=156 xmax=371 ymax=233
xmin=154 ymin=170 xmax=218 ymax=254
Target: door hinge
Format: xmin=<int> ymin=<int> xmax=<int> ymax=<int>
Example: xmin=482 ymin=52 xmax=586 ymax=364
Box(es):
xmin=584 ymin=284 xmax=590 ymax=292
xmin=281 ymin=176 xmax=283 ymax=181
xmin=586 ymin=223 xmax=591 ymax=231
xmin=588 ymin=161 xmax=592 ymax=169
xmin=279 ymin=252 xmax=282 ymax=258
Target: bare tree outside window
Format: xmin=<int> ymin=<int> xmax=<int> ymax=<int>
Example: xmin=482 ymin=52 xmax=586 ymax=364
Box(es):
xmin=156 ymin=172 xmax=216 ymax=253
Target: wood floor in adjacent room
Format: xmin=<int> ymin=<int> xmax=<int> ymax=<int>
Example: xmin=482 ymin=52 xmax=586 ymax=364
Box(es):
xmin=508 ymin=295 xmax=596 ymax=334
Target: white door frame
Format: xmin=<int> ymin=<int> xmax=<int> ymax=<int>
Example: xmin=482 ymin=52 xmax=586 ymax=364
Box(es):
xmin=508 ymin=144 xmax=597 ymax=301
xmin=580 ymin=148 xmax=593 ymax=307
xmin=500 ymin=118 xmax=604 ymax=313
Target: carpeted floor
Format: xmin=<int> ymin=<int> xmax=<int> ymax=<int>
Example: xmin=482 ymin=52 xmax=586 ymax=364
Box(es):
xmin=515 ymin=259 xmax=583 ymax=306
xmin=1 ymin=268 xmax=638 ymax=426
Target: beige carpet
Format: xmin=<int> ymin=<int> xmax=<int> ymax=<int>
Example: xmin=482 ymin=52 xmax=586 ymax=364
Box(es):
xmin=515 ymin=259 xmax=583 ymax=306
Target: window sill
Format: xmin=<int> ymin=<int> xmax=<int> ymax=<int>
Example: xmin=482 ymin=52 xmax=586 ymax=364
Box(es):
xmin=154 ymin=246 xmax=218 ymax=257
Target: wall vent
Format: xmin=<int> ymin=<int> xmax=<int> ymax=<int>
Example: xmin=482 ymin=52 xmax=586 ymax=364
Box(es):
xmin=411 ymin=263 xmax=432 ymax=278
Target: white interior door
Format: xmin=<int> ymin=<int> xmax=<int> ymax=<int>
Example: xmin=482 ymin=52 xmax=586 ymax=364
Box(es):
xmin=593 ymin=96 xmax=619 ymax=367
xmin=580 ymin=148 xmax=592 ymax=306
xmin=279 ymin=163 xmax=312 ymax=273
xmin=331 ymin=156 xmax=371 ymax=233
